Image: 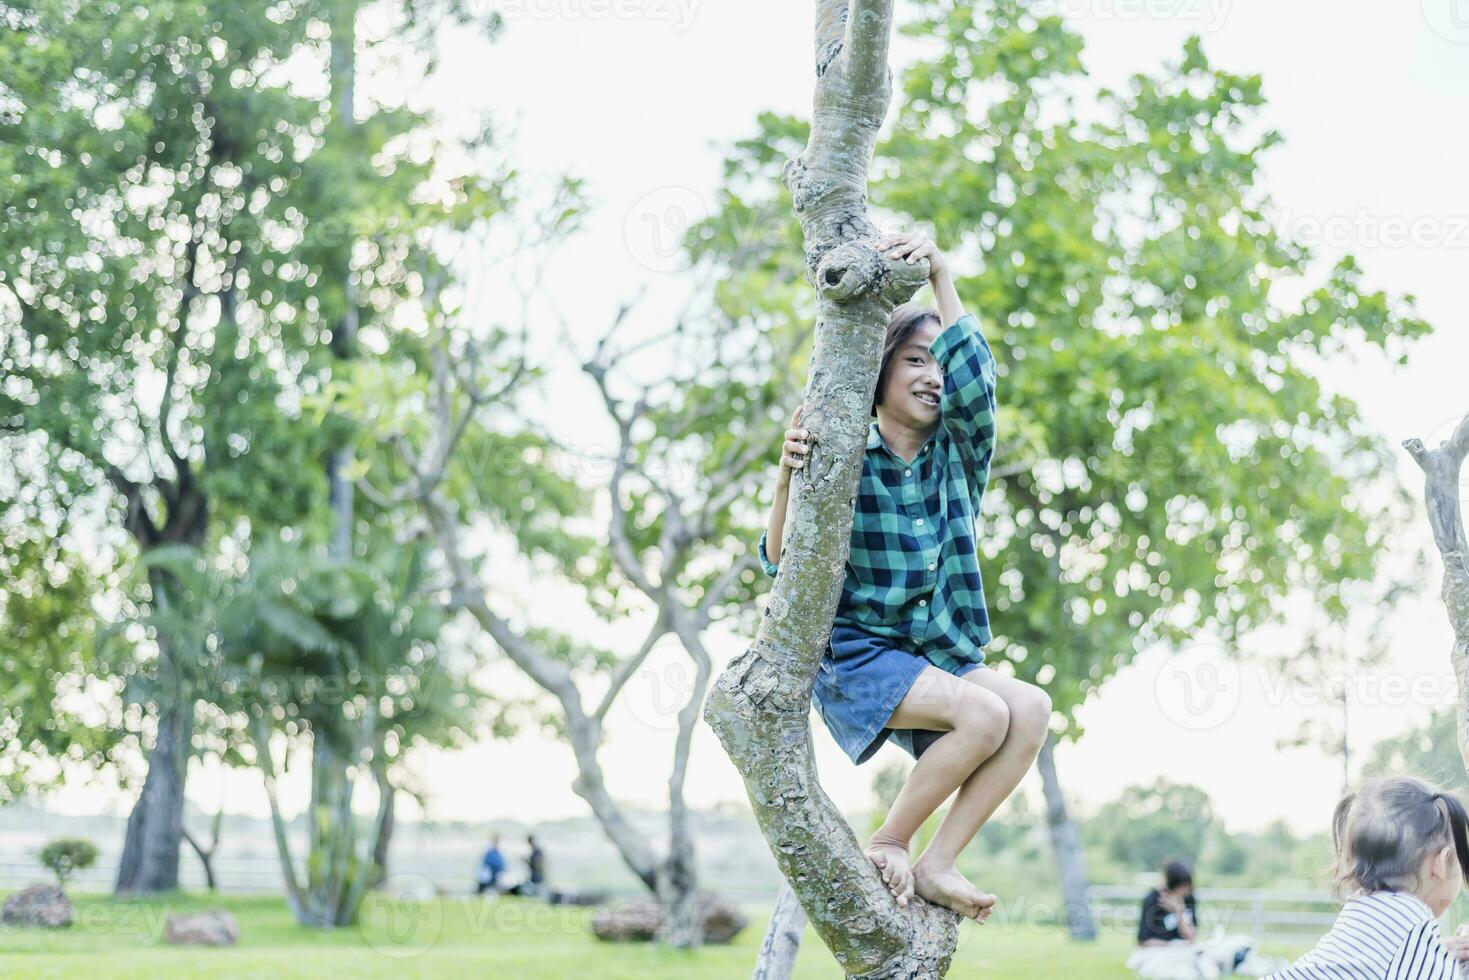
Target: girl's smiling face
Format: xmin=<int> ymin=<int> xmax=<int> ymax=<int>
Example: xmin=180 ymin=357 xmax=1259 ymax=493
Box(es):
xmin=877 ymin=318 xmax=944 ymax=431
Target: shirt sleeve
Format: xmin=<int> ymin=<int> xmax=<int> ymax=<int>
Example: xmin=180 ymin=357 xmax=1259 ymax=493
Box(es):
xmin=1137 ymin=892 xmax=1159 ymax=944
xmin=757 ymin=529 xmax=779 ymax=577
xmin=928 ymin=312 xmax=998 ymax=499
xmin=1387 ymin=919 xmax=1459 ymax=979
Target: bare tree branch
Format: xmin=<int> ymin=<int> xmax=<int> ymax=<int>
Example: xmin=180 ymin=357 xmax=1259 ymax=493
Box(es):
xmin=594 ymin=612 xmax=670 ymax=723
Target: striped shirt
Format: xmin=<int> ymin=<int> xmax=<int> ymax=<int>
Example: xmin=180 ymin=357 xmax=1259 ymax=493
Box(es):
xmin=1266 ymin=891 xmax=1465 ymax=980
xmin=758 ymin=312 xmax=998 ymax=673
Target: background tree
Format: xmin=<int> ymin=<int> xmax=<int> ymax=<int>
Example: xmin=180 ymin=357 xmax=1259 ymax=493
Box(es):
xmin=1273 ymin=587 xmax=1411 ymax=796
xmin=1 ymin=0 xmax=505 ymax=895
xmin=1087 ymin=780 xmax=1214 ymax=873
xmin=1 ymin=0 xmax=339 ymax=892
xmin=342 ymin=212 xmax=788 ymax=943
xmin=136 ymin=538 xmax=485 ymax=926
xmin=695 ymin=0 xmax=1429 ymax=945
xmin=0 ymin=520 xmax=120 ymax=801
xmin=1363 ymin=709 xmax=1469 ymax=794
xmin=1404 ymin=415 xmax=1469 ymax=774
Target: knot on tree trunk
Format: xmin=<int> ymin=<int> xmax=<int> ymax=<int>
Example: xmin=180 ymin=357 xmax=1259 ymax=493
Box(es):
xmin=814 ymin=241 xmax=931 ymax=303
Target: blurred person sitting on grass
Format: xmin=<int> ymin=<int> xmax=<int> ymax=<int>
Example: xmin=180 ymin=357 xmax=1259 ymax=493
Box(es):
xmin=1138 ymin=860 xmax=1200 ymax=948
xmin=477 ymin=834 xmax=507 ymax=895
xmin=1127 ymin=860 xmax=1285 ymax=978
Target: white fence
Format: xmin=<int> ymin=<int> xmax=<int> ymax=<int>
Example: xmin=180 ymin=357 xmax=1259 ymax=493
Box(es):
xmin=1090 ymin=885 xmax=1337 ymax=944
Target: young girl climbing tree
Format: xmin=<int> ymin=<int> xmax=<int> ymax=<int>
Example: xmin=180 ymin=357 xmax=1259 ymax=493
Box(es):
xmin=758 ymin=231 xmax=1052 ymax=921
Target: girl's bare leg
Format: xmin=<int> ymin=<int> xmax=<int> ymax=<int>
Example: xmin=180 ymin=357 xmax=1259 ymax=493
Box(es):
xmin=911 ymin=671 xmax=1052 ymax=920
xmin=865 ymin=666 xmax=1011 ymax=910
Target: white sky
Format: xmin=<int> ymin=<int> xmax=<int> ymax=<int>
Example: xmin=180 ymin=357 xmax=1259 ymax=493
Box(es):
xmin=49 ymin=0 xmax=1469 ymax=839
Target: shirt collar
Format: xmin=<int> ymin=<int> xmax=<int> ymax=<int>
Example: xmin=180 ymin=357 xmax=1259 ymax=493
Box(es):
xmin=868 ymin=421 xmax=935 ymax=460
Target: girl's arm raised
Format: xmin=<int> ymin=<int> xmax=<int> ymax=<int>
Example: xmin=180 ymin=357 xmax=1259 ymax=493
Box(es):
xmin=758 ymin=406 xmax=808 ymax=575
xmin=882 ymin=231 xmax=997 ymax=496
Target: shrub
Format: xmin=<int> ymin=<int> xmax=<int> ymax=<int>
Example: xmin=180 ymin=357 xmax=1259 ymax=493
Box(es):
xmin=40 ymin=838 xmax=98 ymax=887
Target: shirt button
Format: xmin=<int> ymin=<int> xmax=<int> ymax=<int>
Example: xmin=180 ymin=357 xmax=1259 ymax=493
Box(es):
xmin=928 ymin=562 xmax=936 ymax=571
xmin=918 ymin=599 xmax=927 ymax=607
xmin=904 ymin=469 xmax=912 ymax=477
xmin=915 ymin=518 xmax=924 ymax=527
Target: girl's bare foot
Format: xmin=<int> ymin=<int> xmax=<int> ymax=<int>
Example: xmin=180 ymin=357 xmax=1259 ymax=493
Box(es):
xmin=865 ymin=836 xmax=915 ymax=907
xmin=912 ymin=860 xmax=997 ymax=921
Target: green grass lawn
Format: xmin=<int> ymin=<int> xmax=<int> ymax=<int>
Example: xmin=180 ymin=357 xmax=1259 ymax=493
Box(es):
xmin=0 ymin=891 xmax=1304 ymax=978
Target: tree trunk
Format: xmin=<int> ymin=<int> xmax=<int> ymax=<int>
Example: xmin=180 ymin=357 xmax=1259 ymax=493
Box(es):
xmin=115 ymin=694 xmax=192 ymax=893
xmin=116 ymin=512 xmax=208 ymax=895
xmin=1405 ymin=416 xmax=1469 ymax=774
xmin=704 ymin=2 xmax=959 ymax=977
xmin=370 ymin=753 xmax=395 ymax=889
xmin=1036 ymin=735 xmax=1097 ymax=941
xmin=658 ymin=612 xmax=713 ymax=948
xmin=305 ymin=732 xmax=361 ymax=927
xmin=281 ymin=0 xmax=371 ymax=931
xmin=753 ymin=881 xmax=807 ymax=980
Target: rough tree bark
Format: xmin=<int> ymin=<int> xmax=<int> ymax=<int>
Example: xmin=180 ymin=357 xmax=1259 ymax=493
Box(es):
xmin=1405 ymin=414 xmax=1469 ymax=773
xmin=1036 ymin=735 xmax=1097 ymax=941
xmin=703 ymin=2 xmax=962 ymax=976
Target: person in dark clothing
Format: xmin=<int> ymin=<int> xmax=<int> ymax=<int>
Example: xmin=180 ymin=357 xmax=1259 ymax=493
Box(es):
xmin=477 ymin=834 xmax=507 ymax=895
xmin=1138 ymin=860 xmax=1199 ymax=946
xmin=526 ymin=835 xmax=546 ymax=894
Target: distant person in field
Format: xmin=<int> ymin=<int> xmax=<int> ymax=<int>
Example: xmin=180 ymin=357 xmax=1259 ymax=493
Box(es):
xmin=1267 ymin=777 xmax=1469 ymax=979
xmin=760 ymin=231 xmax=1052 ymax=921
xmin=526 ymin=834 xmax=546 ymax=895
xmin=476 ymin=834 xmax=507 ymax=895
xmin=1138 ymin=861 xmax=1199 ymax=947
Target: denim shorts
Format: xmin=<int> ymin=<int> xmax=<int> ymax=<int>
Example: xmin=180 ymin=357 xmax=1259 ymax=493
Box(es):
xmin=814 ymin=624 xmax=985 ymax=765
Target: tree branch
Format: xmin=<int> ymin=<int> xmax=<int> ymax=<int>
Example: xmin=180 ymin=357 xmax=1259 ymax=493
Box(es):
xmin=594 ymin=613 xmax=670 ymax=723
xmin=704 ymin=1 xmax=958 ymax=974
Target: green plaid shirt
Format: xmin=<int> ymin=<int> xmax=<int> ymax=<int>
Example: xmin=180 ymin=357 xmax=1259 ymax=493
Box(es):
xmin=759 ymin=313 xmax=998 ymax=673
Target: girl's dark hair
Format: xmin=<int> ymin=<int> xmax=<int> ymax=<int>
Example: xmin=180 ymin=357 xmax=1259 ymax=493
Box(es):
xmin=1331 ymin=776 xmax=1469 ymax=898
xmin=1163 ymin=860 xmax=1193 ymax=891
xmin=872 ymin=303 xmax=942 ymax=415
